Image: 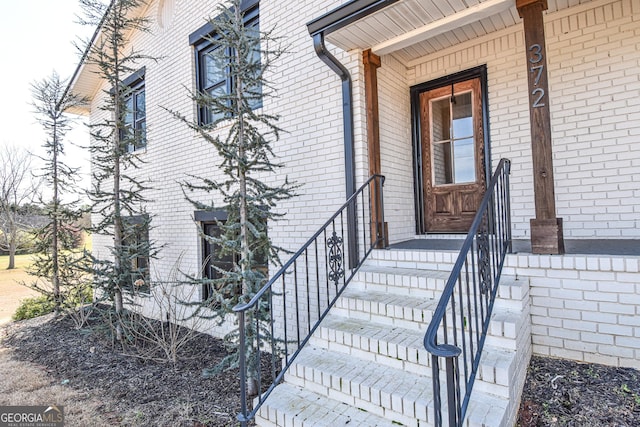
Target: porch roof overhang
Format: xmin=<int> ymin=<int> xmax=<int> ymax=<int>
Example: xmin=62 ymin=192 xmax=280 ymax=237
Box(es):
xmin=308 ymin=0 xmax=593 ymax=64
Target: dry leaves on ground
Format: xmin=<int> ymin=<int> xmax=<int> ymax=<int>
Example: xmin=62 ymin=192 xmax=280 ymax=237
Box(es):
xmin=517 ymin=355 xmax=640 ymax=427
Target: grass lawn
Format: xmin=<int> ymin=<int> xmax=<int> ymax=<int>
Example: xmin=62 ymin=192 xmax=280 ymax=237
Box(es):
xmin=0 ymin=254 xmax=39 ymax=325
xmin=0 ymin=234 xmax=92 ymax=325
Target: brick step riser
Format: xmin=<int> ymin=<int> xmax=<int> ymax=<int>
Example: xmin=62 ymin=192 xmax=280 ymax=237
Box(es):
xmin=334 ymin=297 xmax=527 ymax=343
xmin=351 ymin=273 xmax=527 ymax=304
xmin=308 ymin=327 xmax=518 ymax=395
xmin=283 ymin=355 xmax=507 ymax=427
xmin=308 ymin=339 xmax=517 ymax=398
xmin=368 ymin=251 xmax=461 ymax=269
xmin=282 ymin=363 xmax=438 ymax=426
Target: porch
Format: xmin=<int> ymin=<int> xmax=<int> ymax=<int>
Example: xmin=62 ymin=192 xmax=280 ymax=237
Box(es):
xmin=308 ymin=0 xmax=640 ymax=256
xmin=391 ymin=238 xmax=640 ymax=256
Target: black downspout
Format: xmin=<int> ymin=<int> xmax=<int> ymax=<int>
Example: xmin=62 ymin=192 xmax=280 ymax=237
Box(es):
xmin=312 ymin=32 xmax=359 ymax=268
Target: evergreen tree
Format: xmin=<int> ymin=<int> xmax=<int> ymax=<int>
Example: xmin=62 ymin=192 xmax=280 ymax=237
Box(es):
xmin=79 ymin=0 xmax=156 ymax=340
xmin=28 ymin=72 xmax=88 ymax=313
xmin=170 ymin=0 xmax=296 ymax=395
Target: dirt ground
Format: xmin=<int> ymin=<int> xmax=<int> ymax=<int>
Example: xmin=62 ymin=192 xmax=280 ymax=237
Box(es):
xmin=516 ymin=355 xmax=640 ymax=426
xmin=1 ymin=313 xmax=243 ymax=426
xmin=1 ymin=313 xmax=640 ymax=426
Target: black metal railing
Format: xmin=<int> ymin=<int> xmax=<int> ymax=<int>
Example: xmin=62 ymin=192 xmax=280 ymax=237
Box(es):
xmin=233 ymin=174 xmax=386 ymax=426
xmin=424 ymin=158 xmax=512 ymax=427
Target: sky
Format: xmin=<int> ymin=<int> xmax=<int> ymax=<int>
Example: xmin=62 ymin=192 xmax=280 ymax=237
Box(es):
xmin=0 ymin=0 xmax=95 ymax=197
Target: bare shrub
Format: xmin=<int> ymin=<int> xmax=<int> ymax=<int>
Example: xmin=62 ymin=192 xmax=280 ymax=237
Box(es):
xmin=121 ymin=257 xmax=208 ymax=363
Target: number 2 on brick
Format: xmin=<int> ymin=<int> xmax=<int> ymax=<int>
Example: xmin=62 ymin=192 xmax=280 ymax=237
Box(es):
xmin=528 ymin=44 xmax=545 ymax=108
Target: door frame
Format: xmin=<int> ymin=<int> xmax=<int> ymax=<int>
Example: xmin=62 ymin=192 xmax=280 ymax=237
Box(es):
xmin=410 ymin=65 xmax=492 ymax=234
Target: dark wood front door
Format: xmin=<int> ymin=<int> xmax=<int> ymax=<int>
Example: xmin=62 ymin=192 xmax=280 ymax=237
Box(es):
xmin=420 ymin=77 xmax=486 ymax=232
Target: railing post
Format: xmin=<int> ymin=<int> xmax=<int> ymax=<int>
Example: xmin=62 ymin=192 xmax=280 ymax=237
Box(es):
xmin=445 ymin=355 xmax=460 ymax=427
xmin=505 ymin=162 xmax=513 ymax=254
xmin=347 ymin=199 xmax=359 ymax=269
xmin=237 ymin=310 xmax=249 ymax=427
xmin=378 ymin=176 xmax=387 ymax=248
xmin=432 ymin=354 xmax=442 ymax=427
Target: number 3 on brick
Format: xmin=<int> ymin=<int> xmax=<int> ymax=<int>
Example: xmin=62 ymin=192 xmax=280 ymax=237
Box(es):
xmin=528 ymin=43 xmax=545 ymax=108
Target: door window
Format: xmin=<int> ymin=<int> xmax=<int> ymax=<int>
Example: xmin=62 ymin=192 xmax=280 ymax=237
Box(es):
xmin=431 ymin=91 xmax=476 ymax=185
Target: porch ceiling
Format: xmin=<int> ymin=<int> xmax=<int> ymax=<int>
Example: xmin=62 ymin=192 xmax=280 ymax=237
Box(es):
xmin=323 ymin=0 xmax=594 ymax=63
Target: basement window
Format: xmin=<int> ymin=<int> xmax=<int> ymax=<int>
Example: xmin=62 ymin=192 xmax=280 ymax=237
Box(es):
xmin=122 ymin=214 xmax=150 ymax=294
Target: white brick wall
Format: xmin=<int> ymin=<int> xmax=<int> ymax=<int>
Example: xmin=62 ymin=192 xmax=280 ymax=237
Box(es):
xmin=85 ymin=0 xmax=363 ymax=335
xmin=377 ymin=54 xmax=415 ymax=243
xmin=504 ymin=252 xmax=640 ymax=368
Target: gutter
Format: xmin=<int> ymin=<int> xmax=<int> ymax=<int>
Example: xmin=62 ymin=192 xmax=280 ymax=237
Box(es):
xmin=306 ymin=0 xmax=399 ymax=201
xmin=310 ymin=32 xmax=359 ymax=267
xmin=311 ymin=33 xmax=356 ymax=206
xmin=306 ymin=0 xmax=398 ymax=267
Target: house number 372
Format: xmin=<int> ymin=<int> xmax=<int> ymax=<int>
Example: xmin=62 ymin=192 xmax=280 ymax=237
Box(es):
xmin=528 ymin=43 xmax=545 ymax=108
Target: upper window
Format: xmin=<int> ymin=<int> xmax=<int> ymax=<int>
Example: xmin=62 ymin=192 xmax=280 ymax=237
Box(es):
xmin=189 ymin=1 xmax=261 ymax=126
xmin=121 ymin=68 xmax=146 ymax=152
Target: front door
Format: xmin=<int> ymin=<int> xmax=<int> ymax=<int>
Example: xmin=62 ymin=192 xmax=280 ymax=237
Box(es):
xmin=420 ymin=77 xmax=486 ymax=232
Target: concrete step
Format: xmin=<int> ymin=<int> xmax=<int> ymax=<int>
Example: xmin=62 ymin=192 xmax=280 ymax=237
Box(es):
xmin=310 ymin=314 xmax=519 ymax=397
xmin=352 ymin=265 xmax=449 ymax=299
xmin=309 ymin=314 xmax=430 ymax=374
xmin=255 ymin=383 xmax=399 ymax=427
xmin=333 ymin=287 xmax=439 ymax=329
xmin=284 ymin=346 xmax=434 ymax=425
xmin=283 ymin=346 xmax=510 ymax=427
xmin=353 ymin=265 xmax=528 ymax=307
xmin=335 ymin=284 xmax=526 ymax=335
xmin=368 ymin=248 xmax=460 ymax=272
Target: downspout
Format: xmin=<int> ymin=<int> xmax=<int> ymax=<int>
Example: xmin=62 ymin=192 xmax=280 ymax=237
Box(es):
xmin=311 ymin=32 xmax=358 ymax=268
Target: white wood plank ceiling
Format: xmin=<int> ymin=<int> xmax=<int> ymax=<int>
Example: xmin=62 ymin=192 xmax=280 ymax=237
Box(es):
xmin=325 ymin=0 xmax=594 ymax=62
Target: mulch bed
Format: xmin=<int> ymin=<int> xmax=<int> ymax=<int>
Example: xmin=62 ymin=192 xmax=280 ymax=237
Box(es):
xmin=1 ymin=312 xmax=253 ymax=426
xmin=2 ymin=313 xmax=640 ymax=426
xmin=517 ymin=355 xmax=640 ymax=426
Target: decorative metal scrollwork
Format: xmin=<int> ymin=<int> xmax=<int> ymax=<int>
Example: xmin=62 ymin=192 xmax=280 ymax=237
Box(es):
xmin=477 ymin=225 xmax=491 ymax=295
xmin=327 ymin=231 xmax=344 ymax=286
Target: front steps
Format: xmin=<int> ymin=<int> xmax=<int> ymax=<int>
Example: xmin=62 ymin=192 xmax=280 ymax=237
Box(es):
xmin=256 ymin=247 xmax=531 ymax=427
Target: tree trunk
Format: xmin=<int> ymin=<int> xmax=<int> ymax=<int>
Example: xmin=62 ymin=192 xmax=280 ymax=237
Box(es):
xmin=235 ymin=4 xmax=257 ymax=397
xmin=7 ymin=236 xmax=16 ymax=270
xmin=52 ymin=123 xmax=61 ymax=312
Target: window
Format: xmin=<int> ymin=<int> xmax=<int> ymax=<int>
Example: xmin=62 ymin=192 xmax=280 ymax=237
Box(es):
xmin=123 ymin=215 xmax=150 ymax=293
xmin=196 ymin=209 xmax=267 ymax=302
xmin=202 ymin=220 xmax=237 ymax=301
xmin=189 ymin=0 xmax=261 ymax=125
xmin=121 ymin=68 xmax=146 ymax=152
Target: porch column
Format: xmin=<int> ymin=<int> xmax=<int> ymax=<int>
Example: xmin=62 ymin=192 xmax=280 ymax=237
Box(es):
xmin=517 ymin=0 xmax=565 ymax=254
xmin=363 ymin=49 xmax=387 ymax=248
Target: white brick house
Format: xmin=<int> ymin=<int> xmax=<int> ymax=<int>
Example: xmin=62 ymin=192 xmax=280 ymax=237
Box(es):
xmin=70 ymin=0 xmax=640 ymax=425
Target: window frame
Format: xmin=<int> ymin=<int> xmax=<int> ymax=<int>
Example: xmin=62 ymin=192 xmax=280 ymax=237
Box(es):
xmin=195 ymin=209 xmax=268 ymax=302
xmin=122 ymin=214 xmax=150 ymax=294
xmin=189 ymin=0 xmax=261 ymax=126
xmin=120 ymin=68 xmax=147 ymax=153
